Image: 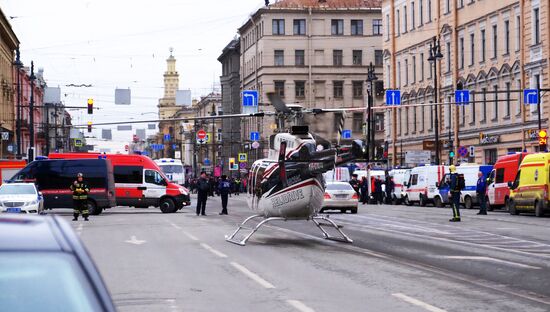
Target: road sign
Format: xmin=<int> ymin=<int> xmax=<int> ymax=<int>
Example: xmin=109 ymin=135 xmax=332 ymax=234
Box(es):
xmin=163 ymin=134 xmax=171 ymax=141
xmin=385 ymin=90 xmax=401 ymax=105
xmin=250 ymin=132 xmax=260 ymax=141
xmin=469 ymin=146 xmax=475 ymax=157
xmin=197 ymin=129 xmax=207 ymax=140
xmin=204 ymin=158 xmax=211 ymax=165
xmin=197 ymin=138 xmax=207 ymax=145
xmin=455 ymin=90 xmax=470 ymax=105
xmin=229 ymin=157 xmax=237 ymax=171
xmin=405 ymin=150 xmax=431 ymax=165
xmin=7 ymin=145 xmax=12 ymax=152
xmin=251 ymin=141 xmax=260 ymax=149
xmin=74 ymin=139 xmax=83 ymax=147
xmin=174 ymin=151 xmax=181 ymax=159
xmin=458 ymin=146 xmax=468 ymax=158
xmin=239 ymin=162 xmax=247 ymax=169
xmin=524 ymin=89 xmax=539 ymax=105
xmin=341 ymin=130 xmax=352 ymax=139
xmin=1 ymin=132 xmax=8 ymax=141
xmin=242 ymin=90 xmax=259 ymax=106
xmin=238 ymin=153 xmax=248 ymax=162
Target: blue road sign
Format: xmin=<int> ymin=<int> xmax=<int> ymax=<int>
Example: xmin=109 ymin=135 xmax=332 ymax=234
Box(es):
xmin=242 ymin=90 xmax=259 ymax=106
xmin=250 ymin=131 xmax=260 ymax=141
xmin=172 ymin=144 xmax=177 ymax=149
xmin=204 ymin=158 xmax=211 ymax=166
xmin=524 ymin=89 xmax=539 ymax=105
xmin=385 ymin=90 xmax=401 ymax=105
xmin=342 ymin=130 xmax=352 ymax=139
xmin=163 ymin=134 xmax=171 ymax=141
xmin=458 ymin=146 xmax=468 ymax=158
xmin=455 ymin=90 xmax=470 ymax=105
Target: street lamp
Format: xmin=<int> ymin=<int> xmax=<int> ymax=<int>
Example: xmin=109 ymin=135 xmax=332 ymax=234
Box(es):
xmin=13 ymin=49 xmax=22 ymax=158
xmin=427 ymin=36 xmax=443 ymax=165
xmin=366 ymin=62 xmax=378 ymax=161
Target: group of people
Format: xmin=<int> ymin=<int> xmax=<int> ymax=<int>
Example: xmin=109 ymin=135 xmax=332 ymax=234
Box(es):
xmin=186 ymin=175 xmax=245 ymax=197
xmin=348 ymin=173 xmax=395 ymax=206
xmin=193 ymin=172 xmax=246 ymax=216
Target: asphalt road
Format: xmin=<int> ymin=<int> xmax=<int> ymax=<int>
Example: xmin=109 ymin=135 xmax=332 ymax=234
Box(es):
xmin=51 ymin=195 xmax=550 ymax=312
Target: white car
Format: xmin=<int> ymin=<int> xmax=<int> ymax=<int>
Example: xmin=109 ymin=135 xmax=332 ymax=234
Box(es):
xmin=0 ymin=183 xmax=44 ymax=214
xmin=321 ymin=182 xmax=359 ymax=214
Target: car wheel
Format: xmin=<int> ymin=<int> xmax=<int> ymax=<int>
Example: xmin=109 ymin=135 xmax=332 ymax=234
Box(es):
xmin=419 ymin=195 xmax=426 ymax=207
xmin=508 ymin=199 xmax=519 ymax=215
xmin=464 ymin=196 xmax=473 ymax=210
xmin=434 ymin=196 xmax=443 ymax=208
xmin=340 ymin=209 xmax=347 ymax=214
xmin=487 ymin=197 xmax=494 ymax=211
xmin=351 ymin=207 xmax=358 ymax=214
xmin=404 ymin=196 xmax=412 ymax=206
xmin=535 ymin=200 xmax=545 ymax=217
xmin=160 ymin=197 xmax=177 ymax=213
xmin=87 ymin=200 xmax=102 ymax=216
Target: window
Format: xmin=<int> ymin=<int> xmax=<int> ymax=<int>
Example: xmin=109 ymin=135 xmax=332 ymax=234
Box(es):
xmin=352 ymin=113 xmax=364 ymax=132
xmin=461 ymin=105 xmax=465 ymax=125
xmin=352 ymin=50 xmax=362 ymax=65
xmin=375 ymin=113 xmax=385 ymax=131
xmin=505 ymin=82 xmax=511 ymax=117
xmin=375 ymin=50 xmax=383 ymax=66
xmin=459 ymin=37 xmax=464 ymax=69
xmin=274 ymin=50 xmax=284 ymax=66
xmin=397 ymin=61 xmax=401 ymax=88
xmin=420 ymin=104 xmax=425 ymax=131
xmin=385 ymin=14 xmax=390 ymax=40
xmin=405 ymin=107 xmax=409 ymax=134
xmin=412 ymin=56 xmax=416 ymax=83
xmin=275 ymin=81 xmax=285 ymax=97
xmin=504 ymin=20 xmax=510 ymax=54
xmin=353 ymin=81 xmax=363 ymax=98
xmin=457 ymin=0 xmax=464 ymax=8
xmin=429 ymin=102 xmax=434 ymax=130
xmin=295 ymin=81 xmax=305 ymax=98
xmin=446 ymin=41 xmax=451 ymax=72
xmin=295 ymin=50 xmax=305 ymax=66
xmin=331 ymin=19 xmax=344 ymax=35
xmin=413 ymin=106 xmax=417 ymax=132
xmin=484 ymin=149 xmax=498 ymax=165
xmin=492 ymin=85 xmax=498 ymax=120
xmin=114 ymin=166 xmax=143 ymax=184
xmin=495 ymin=168 xmax=505 ymax=183
xmin=419 ymin=0 xmax=424 ymax=25
xmin=534 ymin=8 xmax=540 ymax=44
xmin=445 ymin=0 xmax=450 ymax=14
xmin=471 ymin=93 xmax=476 ymax=123
xmin=410 ymin=174 xmax=419 ymax=186
xmin=481 ymin=87 xmax=487 ymax=122
xmin=293 ymin=19 xmax=306 ymax=35
xmin=516 ymin=15 xmax=521 ymax=51
xmin=481 ymin=29 xmax=486 ymax=62
xmin=396 ymin=9 xmax=401 ymax=36
xmin=333 ymin=49 xmax=343 ymax=66
xmin=405 ymin=59 xmax=409 ymax=85
xmin=428 ymin=0 xmax=432 ymax=22
xmin=403 ymin=5 xmax=408 ymax=32
xmin=333 ymin=81 xmax=343 ymax=98
xmin=470 ymin=33 xmax=475 ymax=65
xmin=373 ymin=19 xmax=382 ymax=35
xmin=351 ymin=20 xmax=363 ymax=35
xmin=411 ymin=2 xmax=416 ymax=30
xmin=492 ymin=24 xmax=498 ymax=59
xmin=272 ymin=19 xmax=285 ymax=35
xmin=145 ymin=170 xmax=165 ymax=185
xmin=420 ymin=53 xmax=425 ymax=80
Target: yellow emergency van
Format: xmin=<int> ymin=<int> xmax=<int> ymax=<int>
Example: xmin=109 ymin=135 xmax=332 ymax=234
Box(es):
xmin=508 ymin=153 xmax=550 ymax=217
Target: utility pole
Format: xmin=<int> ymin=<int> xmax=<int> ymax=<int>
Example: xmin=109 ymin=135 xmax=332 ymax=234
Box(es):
xmin=428 ymin=37 xmax=443 ymax=165
xmin=537 ymin=78 xmax=542 ymax=131
xmin=366 ymin=62 xmax=378 ymax=161
xmin=28 ymin=61 xmax=36 ymax=161
xmin=14 ymin=49 xmax=22 ymax=158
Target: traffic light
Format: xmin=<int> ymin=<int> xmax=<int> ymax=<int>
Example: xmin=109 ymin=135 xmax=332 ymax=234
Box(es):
xmin=87 ymin=121 xmax=92 ymax=133
xmin=229 ymin=158 xmax=235 ymax=169
xmin=539 ymin=130 xmax=547 ymax=151
xmin=87 ymin=98 xmax=93 ymax=114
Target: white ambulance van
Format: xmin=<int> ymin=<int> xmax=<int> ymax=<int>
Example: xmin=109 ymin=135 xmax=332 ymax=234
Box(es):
xmin=404 ymin=165 xmax=448 ymax=207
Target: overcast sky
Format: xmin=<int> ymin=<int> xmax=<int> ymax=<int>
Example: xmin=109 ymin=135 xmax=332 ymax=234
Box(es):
xmin=0 ymin=0 xmax=263 ymax=150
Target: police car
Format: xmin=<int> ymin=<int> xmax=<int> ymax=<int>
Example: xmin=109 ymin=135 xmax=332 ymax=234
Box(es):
xmin=0 ymin=183 xmax=43 ymax=214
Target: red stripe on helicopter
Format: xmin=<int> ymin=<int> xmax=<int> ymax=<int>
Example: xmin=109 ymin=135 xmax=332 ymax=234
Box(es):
xmin=268 ymin=179 xmax=323 ymax=198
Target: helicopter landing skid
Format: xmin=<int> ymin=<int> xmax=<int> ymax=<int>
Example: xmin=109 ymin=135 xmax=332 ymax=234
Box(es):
xmin=225 ymin=215 xmax=286 ymax=246
xmin=312 ymin=216 xmax=353 ymax=244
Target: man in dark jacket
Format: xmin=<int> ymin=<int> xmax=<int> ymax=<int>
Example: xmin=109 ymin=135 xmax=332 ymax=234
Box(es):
xmin=349 ymin=174 xmax=360 ymax=195
xmin=385 ymin=176 xmax=395 ymax=204
xmin=360 ymin=177 xmax=368 ymax=204
xmin=196 ymin=172 xmax=210 ymax=216
xmin=70 ymin=173 xmax=90 ymax=221
xmin=218 ymin=175 xmax=231 ymax=215
xmin=374 ymin=177 xmax=383 ymax=205
xmin=476 ymin=171 xmax=488 ymax=215
xmin=449 ymin=165 xmax=461 ymax=222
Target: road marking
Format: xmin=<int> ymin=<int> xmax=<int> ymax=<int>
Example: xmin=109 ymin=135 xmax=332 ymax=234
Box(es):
xmin=182 ymin=231 xmax=199 ymax=241
xmin=124 ymin=235 xmax=147 ymax=245
xmin=286 ymin=300 xmax=315 ymax=312
xmin=437 ymin=256 xmax=540 ymax=269
xmin=169 ymin=222 xmax=182 ymax=230
xmin=200 ymin=243 xmax=228 ymax=258
xmin=230 ymin=261 xmax=275 ymax=289
xmin=392 ymin=293 xmax=447 ymax=312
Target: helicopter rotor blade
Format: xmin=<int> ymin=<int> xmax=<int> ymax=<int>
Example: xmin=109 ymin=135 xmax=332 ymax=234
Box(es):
xmin=267 ymin=92 xmax=292 ymax=114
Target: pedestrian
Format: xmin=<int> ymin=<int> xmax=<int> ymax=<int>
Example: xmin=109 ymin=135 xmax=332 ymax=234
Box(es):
xmin=196 ymin=172 xmax=210 ymax=216
xmin=449 ymin=165 xmax=462 ymax=222
xmin=476 ymin=171 xmax=488 ymax=215
xmin=70 ymin=173 xmax=90 ymax=221
xmin=234 ymin=177 xmax=241 ymax=196
xmin=374 ymin=177 xmax=383 ymax=205
xmin=385 ymin=176 xmax=395 ymax=205
xmin=218 ymin=175 xmax=231 ymax=215
xmin=349 ymin=174 xmax=360 ymax=195
xmin=360 ymin=177 xmax=368 ymax=204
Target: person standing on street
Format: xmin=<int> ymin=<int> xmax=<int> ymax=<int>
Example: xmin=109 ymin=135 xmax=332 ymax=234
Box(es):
xmin=196 ymin=172 xmax=210 ymax=216
xmin=476 ymin=171 xmax=488 ymax=215
xmin=70 ymin=173 xmax=90 ymax=221
xmin=385 ymin=176 xmax=395 ymax=204
xmin=360 ymin=177 xmax=368 ymax=205
xmin=449 ymin=165 xmax=462 ymax=222
xmin=374 ymin=177 xmax=383 ymax=205
xmin=218 ymin=175 xmax=231 ymax=215
xmin=349 ymin=174 xmax=360 ymax=195
xmin=234 ymin=177 xmax=241 ymax=196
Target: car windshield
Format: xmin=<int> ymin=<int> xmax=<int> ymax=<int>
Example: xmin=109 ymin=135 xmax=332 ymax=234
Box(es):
xmin=0 ymin=252 xmax=102 ymax=312
xmin=160 ymin=165 xmax=183 ymax=174
xmin=326 ymin=183 xmax=353 ymax=191
xmin=0 ymin=185 xmax=36 ymax=195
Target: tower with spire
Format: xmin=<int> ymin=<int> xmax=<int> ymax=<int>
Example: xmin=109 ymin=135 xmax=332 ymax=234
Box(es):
xmin=158 ymin=48 xmax=180 ymax=120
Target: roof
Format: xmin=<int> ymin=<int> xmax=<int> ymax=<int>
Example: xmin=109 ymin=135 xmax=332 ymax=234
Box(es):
xmin=218 ymin=38 xmax=240 ymax=62
xmin=269 ymin=0 xmax=382 ymax=9
xmin=0 ymin=215 xmax=65 ymax=251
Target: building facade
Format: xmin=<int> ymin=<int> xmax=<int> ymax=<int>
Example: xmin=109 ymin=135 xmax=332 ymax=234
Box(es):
xmin=0 ymin=9 xmax=18 ymax=158
xmin=383 ymin=0 xmax=548 ymax=165
xmin=193 ymin=93 xmax=222 ymax=175
xmin=238 ymin=0 xmax=384 ymax=163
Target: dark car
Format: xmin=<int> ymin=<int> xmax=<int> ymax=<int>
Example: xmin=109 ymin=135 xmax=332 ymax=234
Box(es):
xmin=0 ymin=214 xmax=116 ymax=312
xmin=10 ymin=159 xmax=116 ymax=215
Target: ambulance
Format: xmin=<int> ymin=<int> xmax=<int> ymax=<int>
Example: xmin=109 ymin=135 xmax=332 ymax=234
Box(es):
xmin=388 ymin=168 xmax=411 ymax=204
xmin=436 ymin=164 xmax=493 ymax=209
xmin=486 ymin=152 xmax=529 ymax=211
xmin=48 ymin=153 xmax=190 ymax=213
xmin=404 ymin=165 xmax=448 ymax=207
xmin=155 ymin=158 xmax=185 ymax=185
xmin=508 ymin=153 xmax=550 ymax=217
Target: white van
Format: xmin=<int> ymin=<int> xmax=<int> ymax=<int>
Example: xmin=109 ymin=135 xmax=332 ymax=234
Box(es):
xmin=324 ymin=167 xmax=350 ymax=183
xmin=436 ymin=164 xmax=493 ymax=209
xmin=389 ymin=169 xmax=411 ymax=204
xmin=155 ymin=158 xmax=185 ymax=185
xmin=404 ymin=165 xmax=448 ymax=206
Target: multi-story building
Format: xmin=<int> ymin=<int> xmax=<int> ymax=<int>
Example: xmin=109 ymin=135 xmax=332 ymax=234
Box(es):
xmin=0 ymin=9 xmax=18 ymax=158
xmin=193 ymin=93 xmax=222 ymax=175
xmin=238 ymin=0 xmax=384 ymax=162
xmin=218 ymin=38 xmax=242 ymax=174
xmin=383 ymin=0 xmax=548 ymax=165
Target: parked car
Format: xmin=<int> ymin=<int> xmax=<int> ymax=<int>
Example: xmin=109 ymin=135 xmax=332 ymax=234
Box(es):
xmin=508 ymin=153 xmax=550 ymax=217
xmin=388 ymin=169 xmax=411 ymax=204
xmin=486 ymin=152 xmax=529 ymax=211
xmin=321 ymin=182 xmax=359 ymax=213
xmin=0 ymin=214 xmax=116 ymax=311
xmin=405 ymin=165 xmax=448 ymax=207
xmin=0 ymin=183 xmax=43 ymax=214
xmin=437 ymin=164 xmax=493 ymax=209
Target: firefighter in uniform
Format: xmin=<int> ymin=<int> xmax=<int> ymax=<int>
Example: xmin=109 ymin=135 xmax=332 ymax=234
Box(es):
xmin=70 ymin=173 xmax=90 ymax=221
xmin=449 ymin=165 xmax=461 ymax=222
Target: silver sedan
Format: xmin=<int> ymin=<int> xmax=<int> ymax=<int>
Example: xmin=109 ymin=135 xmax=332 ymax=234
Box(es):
xmin=320 ymin=182 xmax=359 ymax=214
